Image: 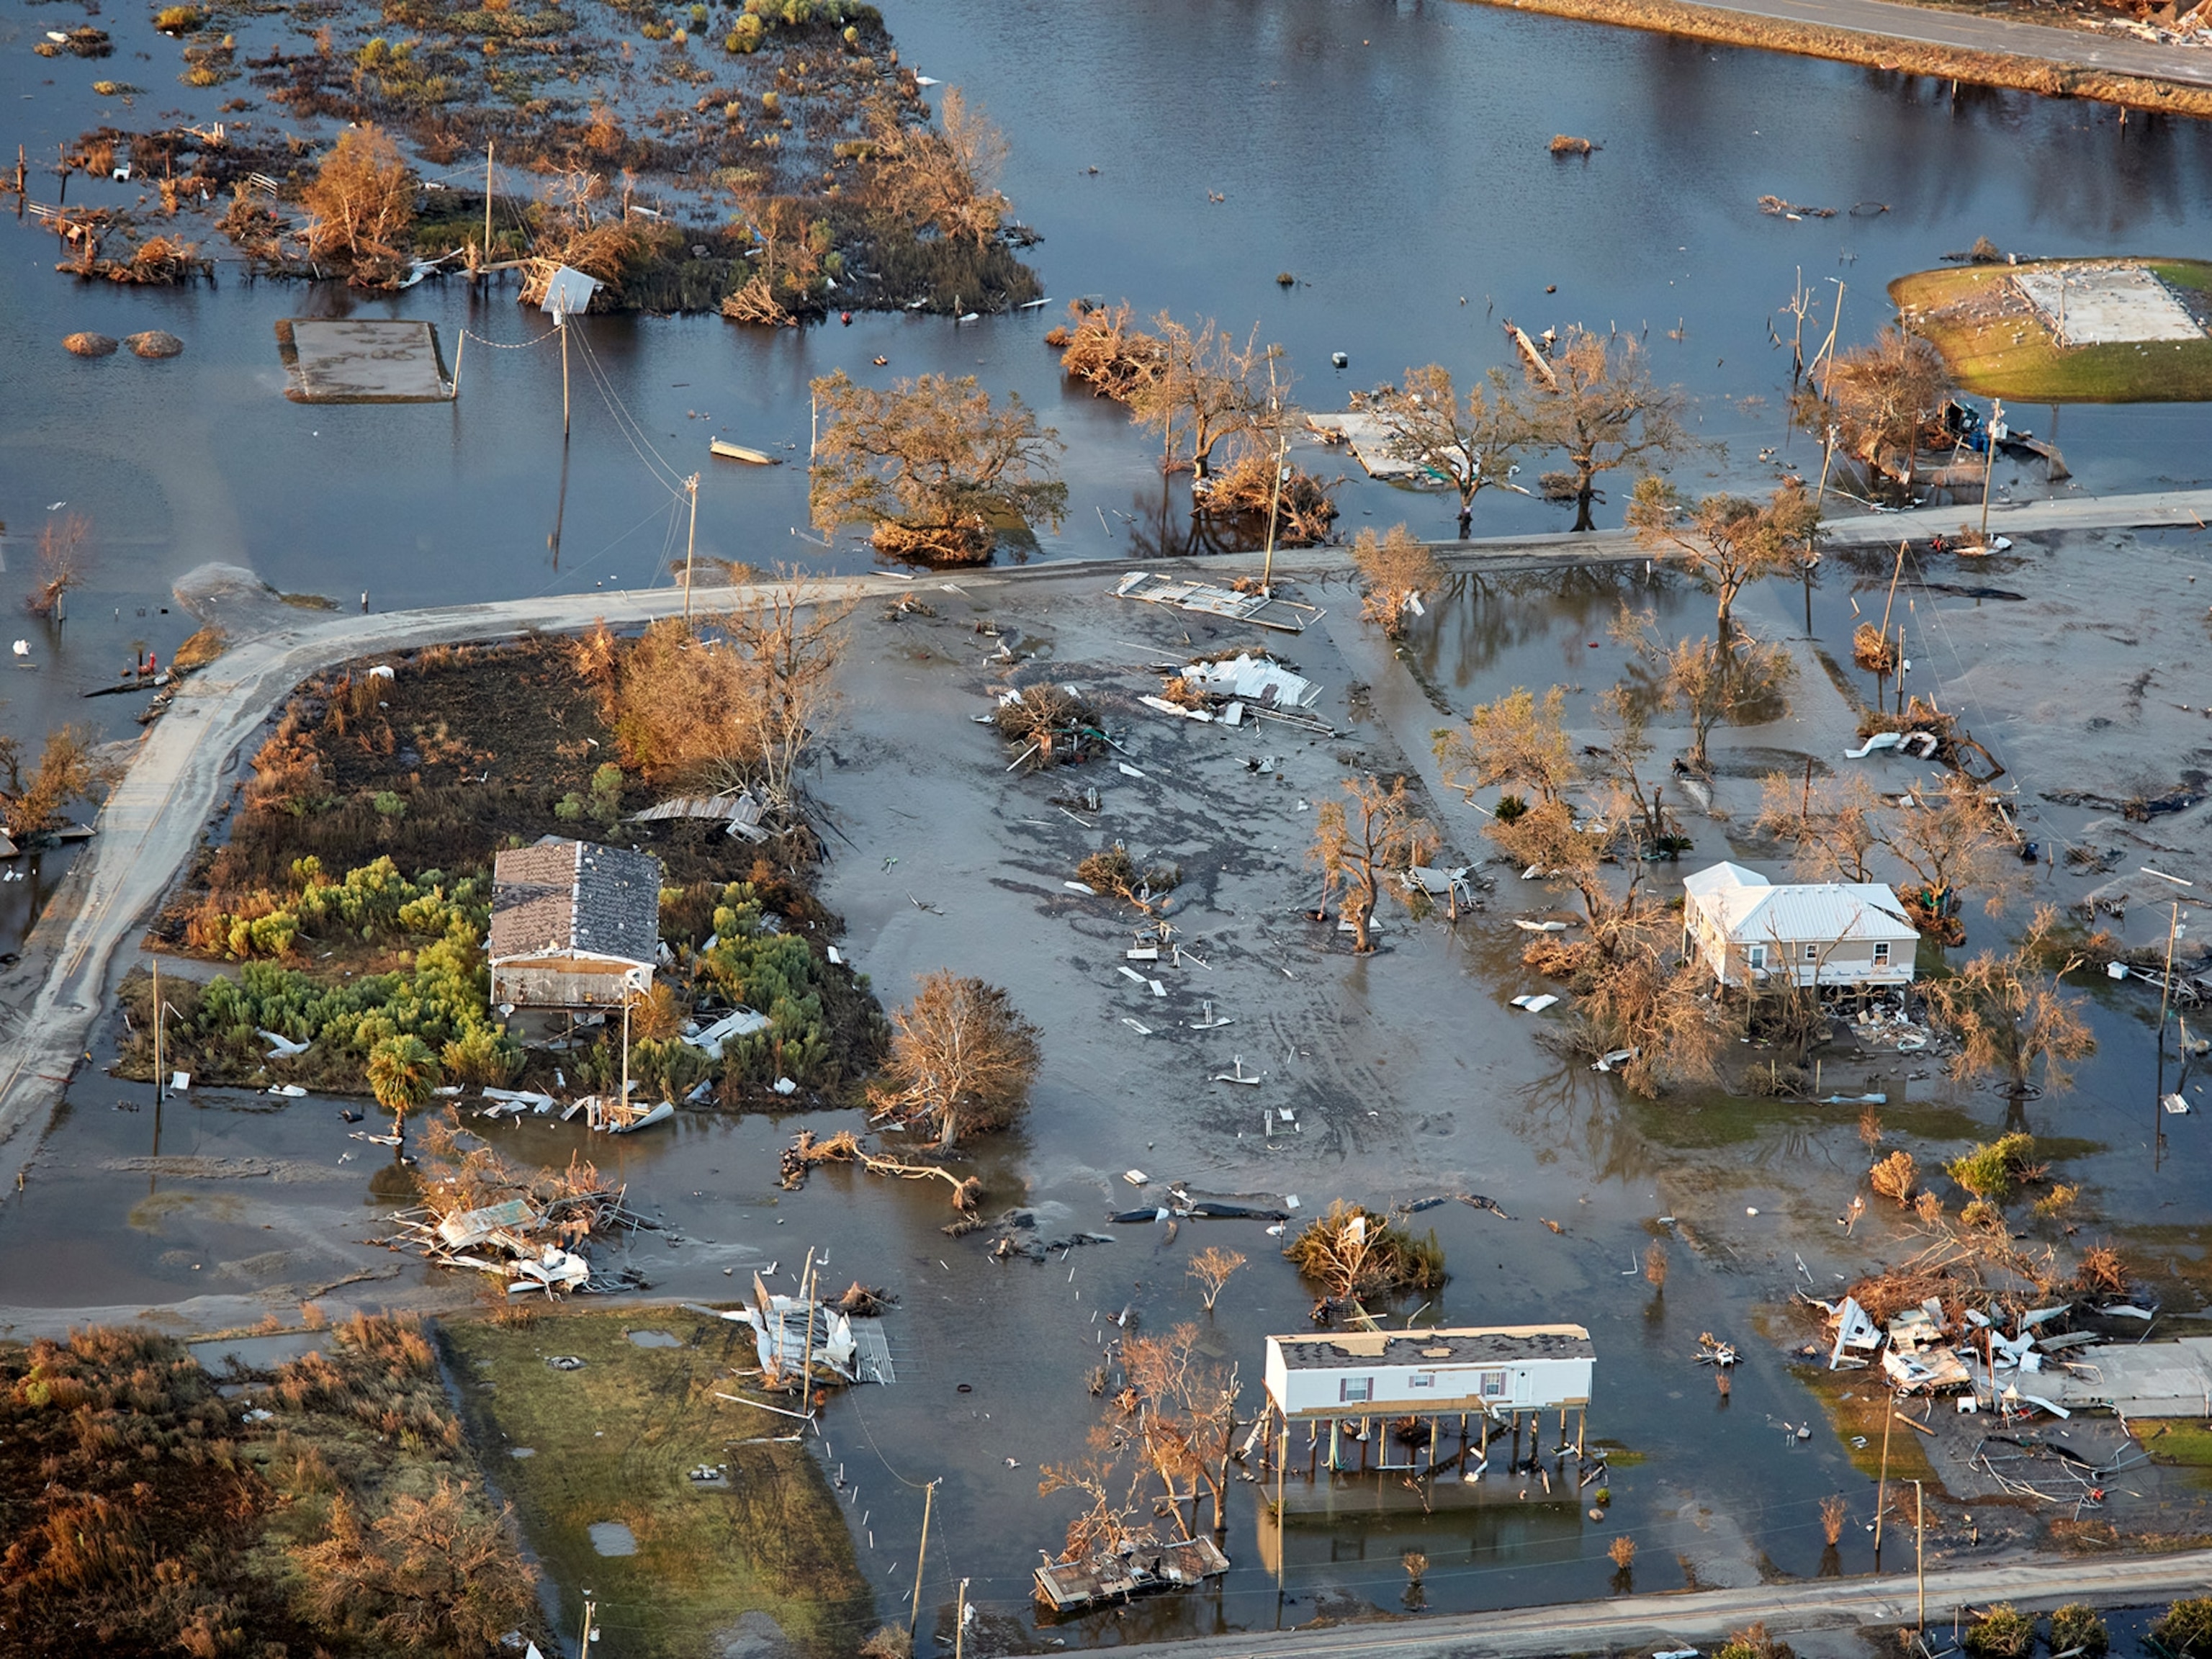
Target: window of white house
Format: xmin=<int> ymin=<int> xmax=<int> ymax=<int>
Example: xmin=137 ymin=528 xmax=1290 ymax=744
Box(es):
xmin=1804 ymin=943 xmax=1819 ymax=961
xmin=1409 ymin=1372 xmax=1436 ymax=1390
xmin=1478 ymin=1370 xmax=1507 ymax=1398
xmin=1340 ymin=1377 xmax=1372 ymax=1403
xmin=1746 ymin=945 xmax=1767 ymax=970
xmin=1874 ymin=942 xmax=1891 ymax=965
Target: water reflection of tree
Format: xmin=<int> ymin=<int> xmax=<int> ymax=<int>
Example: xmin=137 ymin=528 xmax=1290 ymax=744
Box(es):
xmin=1120 ymin=477 xmax=1251 ymax=562
xmin=1505 ymin=1058 xmax=1837 ymax=1188
xmin=1401 ymin=565 xmax=1689 ymax=696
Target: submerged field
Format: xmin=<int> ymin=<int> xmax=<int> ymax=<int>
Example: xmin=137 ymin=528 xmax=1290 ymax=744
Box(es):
xmin=444 ymin=1306 xmax=876 ymax=1659
xmin=1892 ymin=258 xmax=2212 ymax=402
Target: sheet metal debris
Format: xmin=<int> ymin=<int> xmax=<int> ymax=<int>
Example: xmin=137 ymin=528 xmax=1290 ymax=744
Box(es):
xmin=1112 ymin=570 xmax=1323 ymax=634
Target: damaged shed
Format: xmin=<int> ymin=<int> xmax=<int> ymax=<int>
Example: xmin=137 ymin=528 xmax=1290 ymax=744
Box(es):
xmin=490 ymin=836 xmax=662 ymax=1012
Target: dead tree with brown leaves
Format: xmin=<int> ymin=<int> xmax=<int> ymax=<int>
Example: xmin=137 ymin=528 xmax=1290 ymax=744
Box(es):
xmin=1920 ymin=905 xmax=2095 ymax=1107
xmin=870 ymin=88 xmax=1012 ymax=248
xmin=1121 ymin=1323 xmax=1243 ymax=1537
xmin=1036 ymin=1440 xmax=1156 ymax=1561
xmin=0 ymin=724 xmax=110 ymax=840
xmin=300 ymin=125 xmax=415 ymax=279
xmin=1187 ymin=1246 xmax=1246 ymax=1313
xmin=1310 ymin=774 xmax=1439 ymax=953
xmin=1352 ymin=523 xmax=1444 ymax=641
xmin=1627 ymin=477 xmax=1820 ymax=640
xmin=868 ymin=971 xmax=1043 ymax=1146
xmin=1130 ymin=317 xmax=1276 ymax=481
xmin=1371 ymin=364 xmax=1532 ymax=536
xmin=1519 ymin=327 xmax=1694 ymax=531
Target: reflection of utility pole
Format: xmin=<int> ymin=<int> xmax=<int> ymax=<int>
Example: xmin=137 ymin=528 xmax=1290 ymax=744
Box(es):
xmin=1914 ymin=1480 xmax=1926 ymax=1634
xmin=1873 ymin=1393 xmax=1893 ymax=1565
xmin=548 ymin=442 xmax=570 ymax=571
xmin=1260 ymin=355 xmax=1285 ymax=593
xmin=2143 ymin=867 xmax=2192 ymax=1170
xmin=1979 ymin=397 xmax=2004 ymax=548
xmin=559 ymin=300 xmax=572 ymax=439
xmin=482 ymin=138 xmax=494 ymax=272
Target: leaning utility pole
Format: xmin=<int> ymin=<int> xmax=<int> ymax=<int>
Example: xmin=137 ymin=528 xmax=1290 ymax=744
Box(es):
xmin=683 ymin=473 xmax=701 ymax=619
xmin=1978 ymin=397 xmax=2004 ymax=548
xmin=908 ymin=1479 xmax=937 ymax=1642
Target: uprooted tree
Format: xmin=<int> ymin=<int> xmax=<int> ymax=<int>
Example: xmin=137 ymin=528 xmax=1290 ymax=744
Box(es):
xmin=1309 ymin=774 xmax=1439 ymax=953
xmin=1283 ymin=1201 xmax=1446 ymax=1303
xmin=869 ymin=970 xmax=1043 ymax=1145
xmin=1627 ymin=477 xmax=1820 ymax=639
xmin=1519 ymin=327 xmax=1694 ymax=531
xmin=1371 ymin=364 xmax=1532 ymax=537
xmin=1920 ymin=905 xmax=2096 ymax=1106
xmin=809 ymin=371 xmax=1067 ymax=563
xmin=1351 ymin=523 xmax=1444 ymax=640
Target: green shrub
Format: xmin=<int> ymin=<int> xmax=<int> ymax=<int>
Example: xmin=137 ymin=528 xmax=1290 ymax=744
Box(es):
xmin=1946 ymin=1132 xmax=2037 ymax=1202
xmin=372 ymin=791 xmax=408 ymax=819
xmin=2051 ymin=1605 xmax=2108 ymax=1658
xmin=1963 ymin=1605 xmax=2034 ymax=1659
xmin=554 ymin=792 xmax=585 ymax=822
xmin=2155 ymin=1599 xmax=2212 ymax=1659
xmin=588 ymin=763 xmax=624 ymax=826
xmin=692 ymin=883 xmax=837 ymax=1084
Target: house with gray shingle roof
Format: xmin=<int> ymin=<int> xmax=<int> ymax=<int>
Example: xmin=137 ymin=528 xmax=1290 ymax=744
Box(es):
xmin=490 ymin=836 xmax=662 ymax=1011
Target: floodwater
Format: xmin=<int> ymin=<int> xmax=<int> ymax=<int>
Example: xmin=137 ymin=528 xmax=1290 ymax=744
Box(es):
xmin=3 ymin=0 xmax=2212 ymax=1647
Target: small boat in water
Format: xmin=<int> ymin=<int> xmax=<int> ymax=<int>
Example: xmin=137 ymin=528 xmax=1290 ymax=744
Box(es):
xmin=711 ymin=439 xmax=777 ymax=465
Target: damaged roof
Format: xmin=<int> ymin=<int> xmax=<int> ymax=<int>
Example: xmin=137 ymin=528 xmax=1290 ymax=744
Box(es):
xmin=490 ymin=836 xmax=662 ymax=966
xmin=1271 ymin=1325 xmax=1592 ymax=1369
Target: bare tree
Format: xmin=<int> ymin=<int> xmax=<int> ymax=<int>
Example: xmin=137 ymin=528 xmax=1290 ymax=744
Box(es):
xmin=1815 ymin=327 xmax=1951 ymax=493
xmin=1351 ymin=523 xmax=1442 ymax=640
xmin=1130 ymin=317 xmax=1275 ymax=481
xmin=871 ymin=88 xmax=1012 ymax=247
xmin=869 ymin=971 xmax=1043 ymax=1145
xmin=1120 ymin=1323 xmax=1242 ymax=1537
xmin=1627 ymin=477 xmax=1819 ymax=639
xmin=721 ymin=194 xmax=828 ymax=325
xmin=1187 ymin=1246 xmax=1246 ymax=1313
xmin=1519 ymin=327 xmax=1693 ymax=532
xmin=1884 ymin=773 xmax=2013 ymax=943
xmin=24 ymin=513 xmax=90 ymax=619
xmin=1920 ymin=906 xmax=2095 ymax=1104
xmin=1434 ymin=685 xmax=1576 ymax=812
xmin=1755 ymin=771 xmax=1884 ymax=884
xmin=1372 ymin=364 xmax=1530 ymax=536
xmin=1619 ymin=609 xmax=1797 ymax=773
xmin=809 ymin=372 xmax=1065 ymax=562
xmin=1037 ymin=1442 xmax=1156 ymax=1561
xmin=301 ymin=123 xmax=415 ymax=270
xmin=1310 ymin=775 xmax=1439 ymax=953
xmin=718 ymin=578 xmax=857 ymax=809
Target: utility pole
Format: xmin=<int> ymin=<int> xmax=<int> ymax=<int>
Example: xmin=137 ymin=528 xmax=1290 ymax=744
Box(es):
xmin=2144 ymin=867 xmax=2192 ymax=1169
xmin=1979 ymin=397 xmax=2003 ymax=548
xmin=1873 ymin=1395 xmax=1893 ymax=1562
xmin=1259 ymin=354 xmax=1285 ymax=592
xmin=1914 ymin=1480 xmax=1926 ymax=1634
xmin=151 ymin=958 xmax=163 ymax=1105
xmin=619 ymin=988 xmax=631 ymax=1122
xmin=579 ymin=1596 xmax=598 ymax=1653
xmin=683 ymin=473 xmax=700 ymax=619
xmin=908 ymin=1479 xmax=936 ymax=1643
xmin=954 ymin=1578 xmax=969 ymax=1659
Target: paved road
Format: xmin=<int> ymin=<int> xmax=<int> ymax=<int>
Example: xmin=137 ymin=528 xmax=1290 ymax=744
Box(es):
xmin=0 ymin=483 xmax=2203 ymax=1194
xmin=1131 ymin=1548 xmax=2212 ymax=1659
xmin=1644 ymin=0 xmax=2212 ymax=88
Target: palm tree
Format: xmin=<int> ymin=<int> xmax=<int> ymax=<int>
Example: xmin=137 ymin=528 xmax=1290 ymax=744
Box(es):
xmin=367 ymin=1033 xmax=440 ymax=1142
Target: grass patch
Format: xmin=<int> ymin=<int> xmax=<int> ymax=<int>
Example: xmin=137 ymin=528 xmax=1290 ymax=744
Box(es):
xmin=1791 ymin=1366 xmax=1941 ymax=1489
xmin=1891 ymin=258 xmax=2212 ymax=403
xmin=2136 ymin=1419 xmax=2212 ymax=1469
xmin=443 ymin=1308 xmax=871 ymax=1659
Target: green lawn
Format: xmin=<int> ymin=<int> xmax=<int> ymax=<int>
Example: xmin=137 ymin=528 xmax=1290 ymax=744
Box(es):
xmin=1890 ymin=258 xmax=2212 ymax=403
xmin=2137 ymin=1419 xmax=2212 ymax=1471
xmin=444 ymin=1308 xmax=874 ymax=1659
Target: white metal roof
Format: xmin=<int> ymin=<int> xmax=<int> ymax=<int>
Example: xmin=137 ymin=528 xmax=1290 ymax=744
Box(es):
xmin=1684 ymin=863 xmax=1917 ymax=944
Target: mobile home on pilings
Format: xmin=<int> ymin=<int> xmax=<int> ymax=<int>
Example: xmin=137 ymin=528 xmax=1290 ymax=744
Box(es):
xmin=1254 ymin=1326 xmax=1595 ymax=1503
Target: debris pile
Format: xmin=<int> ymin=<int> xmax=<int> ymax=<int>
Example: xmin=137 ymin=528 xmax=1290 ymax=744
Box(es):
xmin=1034 ymin=1537 xmax=1231 ymax=1614
xmin=989 ymin=683 xmax=1107 ymax=770
xmin=391 ymin=1122 xmax=649 ymax=1295
xmin=691 ymin=1274 xmax=896 ymax=1390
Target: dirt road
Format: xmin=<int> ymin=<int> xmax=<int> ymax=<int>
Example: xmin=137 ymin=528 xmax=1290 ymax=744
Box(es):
xmin=0 ymin=482 xmax=2201 ymax=1195
xmin=1129 ymin=1548 xmax=2212 ymax=1659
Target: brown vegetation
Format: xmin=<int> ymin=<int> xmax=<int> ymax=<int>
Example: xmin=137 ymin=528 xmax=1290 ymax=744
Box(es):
xmin=1188 ymin=1246 xmax=1246 ymax=1313
xmin=1370 ymin=364 xmax=1532 ymax=536
xmin=1282 ymin=1200 xmax=1446 ymax=1303
xmin=1519 ymin=326 xmax=1692 ymax=531
xmin=1076 ymin=842 xmax=1180 ymax=911
xmin=1870 ymin=1149 xmax=1918 ymax=1205
xmin=809 ymin=370 xmax=1066 ymax=562
xmin=1810 ymin=326 xmax=1951 ymax=494
xmin=0 ymin=724 xmax=112 ymax=840
xmin=300 ymin=124 xmax=416 ymax=282
xmin=1352 ymin=523 xmax=1444 ymax=639
xmin=24 ymin=513 xmax=91 ymax=619
xmin=1310 ymin=774 xmax=1439 ymax=953
xmin=0 ymin=1318 xmax=544 ymax=1655
xmin=1920 ymin=905 xmax=2096 ymax=1101
xmin=1627 ymin=477 xmax=1818 ymax=638
xmin=868 ymin=970 xmax=1042 ymax=1145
